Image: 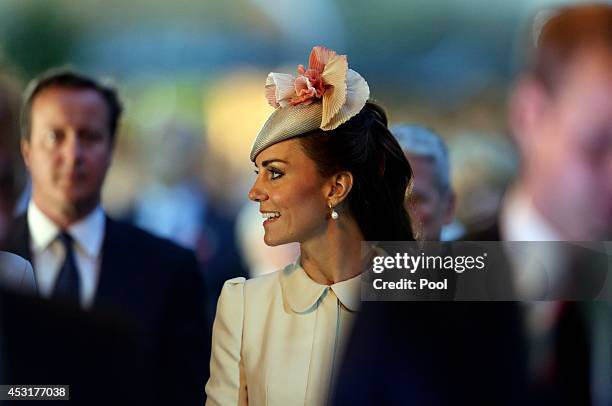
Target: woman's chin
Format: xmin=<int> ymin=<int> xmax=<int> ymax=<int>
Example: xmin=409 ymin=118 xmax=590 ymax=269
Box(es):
xmin=263 ymin=234 xmax=281 ymax=247
xmin=264 ymin=233 xmax=294 ymax=247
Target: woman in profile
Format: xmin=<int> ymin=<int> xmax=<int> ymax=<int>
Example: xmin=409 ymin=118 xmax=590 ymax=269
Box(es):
xmin=205 ymin=46 xmax=414 ymax=405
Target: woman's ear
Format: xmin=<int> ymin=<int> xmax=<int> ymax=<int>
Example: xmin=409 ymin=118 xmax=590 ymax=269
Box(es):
xmin=327 ymin=171 xmax=353 ymax=206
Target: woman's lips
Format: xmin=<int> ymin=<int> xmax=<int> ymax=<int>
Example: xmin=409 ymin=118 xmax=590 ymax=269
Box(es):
xmin=261 ymin=211 xmax=281 ymax=225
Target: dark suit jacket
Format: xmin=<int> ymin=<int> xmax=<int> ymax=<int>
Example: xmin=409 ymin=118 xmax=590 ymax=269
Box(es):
xmin=5 ymin=214 xmax=210 ymax=405
xmin=464 ymin=219 xmax=501 ymax=241
xmin=0 ymin=287 xmax=146 ymax=405
xmin=464 ymin=217 xmax=609 ymax=404
xmin=333 ymin=238 xmax=528 ymax=405
xmin=333 ymin=301 xmax=528 ymax=406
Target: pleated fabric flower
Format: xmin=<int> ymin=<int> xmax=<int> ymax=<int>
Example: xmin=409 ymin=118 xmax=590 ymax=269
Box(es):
xmin=251 ymin=46 xmax=370 ymax=161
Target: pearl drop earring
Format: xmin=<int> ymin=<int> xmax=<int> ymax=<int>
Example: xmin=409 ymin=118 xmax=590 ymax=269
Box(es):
xmin=329 ymin=202 xmax=339 ymax=220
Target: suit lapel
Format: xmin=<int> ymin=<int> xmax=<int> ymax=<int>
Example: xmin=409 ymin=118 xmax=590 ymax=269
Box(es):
xmin=93 ymin=217 xmax=129 ymax=309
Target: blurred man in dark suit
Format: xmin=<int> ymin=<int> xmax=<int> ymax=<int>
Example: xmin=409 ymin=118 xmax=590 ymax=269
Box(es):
xmin=4 ymin=69 xmax=209 ymax=405
xmin=335 ymin=5 xmax=612 ymax=406
xmin=0 ymin=68 xmax=143 ymax=405
xmin=472 ymin=4 xmax=612 ymax=242
xmin=470 ymin=4 xmax=612 ymax=404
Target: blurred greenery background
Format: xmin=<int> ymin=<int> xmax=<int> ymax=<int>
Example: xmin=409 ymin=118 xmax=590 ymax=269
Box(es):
xmin=0 ymin=0 xmax=582 ymax=233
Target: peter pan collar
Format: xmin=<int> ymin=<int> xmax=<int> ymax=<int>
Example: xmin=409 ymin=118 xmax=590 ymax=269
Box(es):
xmin=279 ymin=257 xmax=361 ymax=314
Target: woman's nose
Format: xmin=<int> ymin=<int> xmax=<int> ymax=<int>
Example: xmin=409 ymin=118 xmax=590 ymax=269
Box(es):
xmin=248 ymin=179 xmax=267 ymax=202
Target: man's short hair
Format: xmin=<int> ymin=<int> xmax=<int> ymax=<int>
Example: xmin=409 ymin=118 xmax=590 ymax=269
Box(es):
xmin=21 ymin=68 xmax=122 ymax=141
xmin=529 ymin=3 xmax=612 ymax=92
xmin=391 ymin=124 xmax=451 ymax=194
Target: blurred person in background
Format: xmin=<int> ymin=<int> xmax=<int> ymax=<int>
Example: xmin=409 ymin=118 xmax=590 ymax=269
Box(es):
xmin=469 ymin=4 xmax=612 ymax=405
xmin=125 ymin=120 xmax=247 ymax=322
xmin=0 ymin=67 xmax=144 ymax=404
xmin=131 ymin=121 xmax=209 ymax=251
xmin=206 ymin=46 xmax=414 ymax=405
xmin=391 ymin=124 xmax=462 ymax=240
xmin=4 ymin=68 xmax=210 ymax=405
xmin=0 ymin=70 xmax=27 ymax=244
xmin=449 ymin=132 xmax=518 ymax=234
xmin=0 ymin=69 xmax=35 ymax=293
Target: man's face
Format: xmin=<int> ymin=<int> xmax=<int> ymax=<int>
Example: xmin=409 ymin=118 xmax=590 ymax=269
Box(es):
xmin=405 ymin=153 xmax=454 ymax=240
xmin=22 ymin=86 xmax=113 ymax=222
xmin=524 ymin=48 xmax=612 ymax=240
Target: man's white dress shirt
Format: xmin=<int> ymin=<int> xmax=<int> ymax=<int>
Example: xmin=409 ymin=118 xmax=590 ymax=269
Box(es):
xmin=27 ymin=201 xmax=105 ymax=309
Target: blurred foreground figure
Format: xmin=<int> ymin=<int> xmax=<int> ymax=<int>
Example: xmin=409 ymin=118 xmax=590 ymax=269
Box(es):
xmin=469 ymin=4 xmax=612 ymax=405
xmin=336 ymin=4 xmax=612 ymax=406
xmin=334 ymin=301 xmax=527 ymax=405
xmin=392 ymin=125 xmax=460 ymax=241
xmin=4 ymin=69 xmax=209 ymax=405
xmin=475 ymin=4 xmax=612 ymax=241
xmin=333 ymin=95 xmax=526 ymax=406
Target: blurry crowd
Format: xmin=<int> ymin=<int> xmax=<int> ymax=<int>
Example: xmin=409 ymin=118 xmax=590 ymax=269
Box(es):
xmin=0 ymin=2 xmax=610 ymax=406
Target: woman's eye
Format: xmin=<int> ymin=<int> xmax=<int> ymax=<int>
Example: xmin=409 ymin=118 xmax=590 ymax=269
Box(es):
xmin=269 ymin=168 xmax=283 ymax=180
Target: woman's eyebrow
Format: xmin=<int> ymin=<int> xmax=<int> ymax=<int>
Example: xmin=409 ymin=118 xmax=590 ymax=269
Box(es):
xmin=261 ymin=159 xmax=288 ymax=167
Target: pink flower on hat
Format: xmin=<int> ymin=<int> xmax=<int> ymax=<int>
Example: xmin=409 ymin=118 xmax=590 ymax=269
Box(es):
xmin=266 ymin=46 xmax=341 ymax=107
xmin=289 ymin=49 xmax=332 ymax=105
xmin=263 ymin=45 xmax=369 ymax=132
xmin=291 ymin=73 xmax=320 ymax=106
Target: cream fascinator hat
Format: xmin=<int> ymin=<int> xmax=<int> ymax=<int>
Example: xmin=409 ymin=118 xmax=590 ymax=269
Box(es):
xmin=250 ymin=46 xmax=370 ymax=161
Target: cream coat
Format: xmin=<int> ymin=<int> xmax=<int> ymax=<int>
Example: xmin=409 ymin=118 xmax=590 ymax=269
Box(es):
xmin=205 ymin=260 xmax=360 ymax=406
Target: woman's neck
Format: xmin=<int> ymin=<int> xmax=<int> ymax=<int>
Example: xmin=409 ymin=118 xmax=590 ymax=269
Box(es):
xmin=299 ymin=219 xmax=364 ymax=285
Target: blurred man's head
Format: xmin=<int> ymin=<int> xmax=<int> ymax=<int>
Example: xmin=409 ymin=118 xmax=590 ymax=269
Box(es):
xmin=510 ymin=4 xmax=612 ymax=240
xmin=392 ymin=125 xmax=455 ymax=240
xmin=20 ymin=69 xmax=122 ymax=228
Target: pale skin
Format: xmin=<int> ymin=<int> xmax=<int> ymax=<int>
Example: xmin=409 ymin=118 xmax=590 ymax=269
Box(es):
xmin=249 ymin=138 xmax=364 ymax=285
